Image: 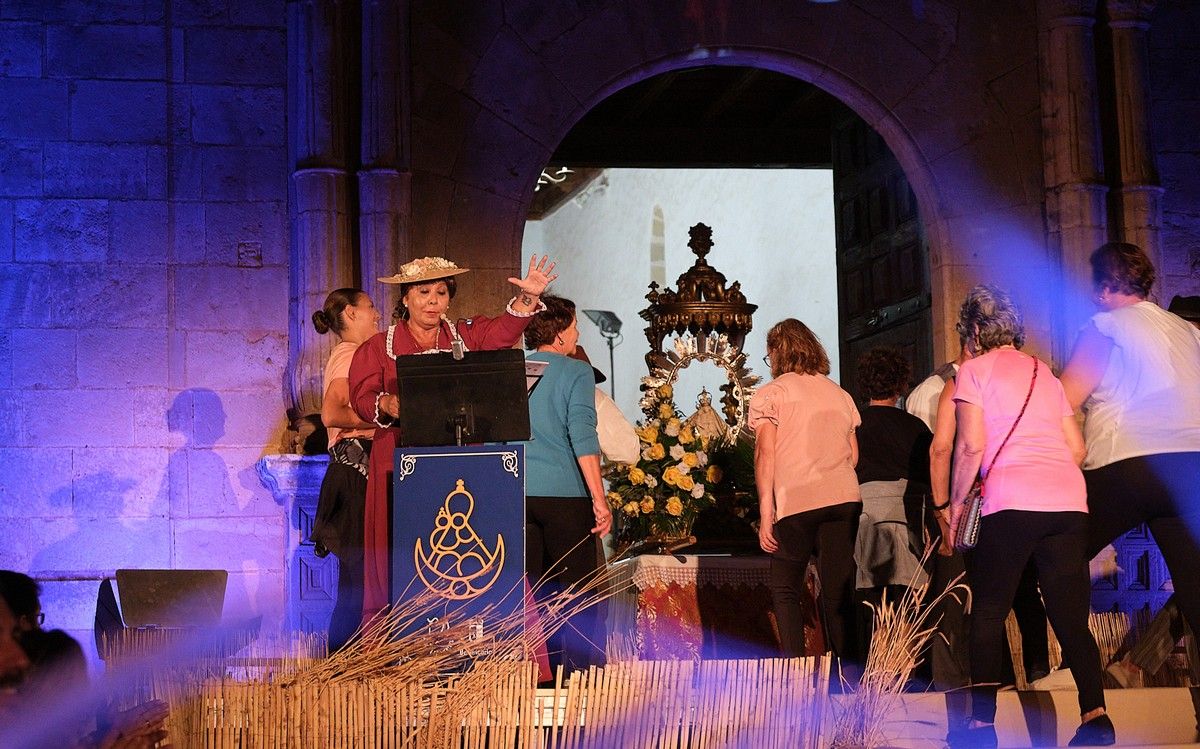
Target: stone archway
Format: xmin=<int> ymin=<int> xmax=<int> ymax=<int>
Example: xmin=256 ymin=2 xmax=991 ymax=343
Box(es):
xmin=524 ymin=50 xmax=950 ymax=367
xmin=411 ymin=1 xmax=1048 ymax=364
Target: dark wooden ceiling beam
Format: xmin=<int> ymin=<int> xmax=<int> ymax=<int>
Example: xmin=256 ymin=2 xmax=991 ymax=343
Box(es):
xmin=769 ymin=87 xmax=825 ymax=128
xmin=553 ymin=126 xmax=832 ymax=168
xmin=698 ymin=68 xmax=763 ymax=123
xmin=619 ymin=71 xmax=680 ymax=124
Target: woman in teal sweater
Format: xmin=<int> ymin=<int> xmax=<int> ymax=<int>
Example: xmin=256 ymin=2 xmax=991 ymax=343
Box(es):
xmin=522 ymin=295 xmax=611 ymax=673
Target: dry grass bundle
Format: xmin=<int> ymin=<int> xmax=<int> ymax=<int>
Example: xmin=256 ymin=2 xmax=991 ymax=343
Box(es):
xmin=830 ymin=553 xmax=971 ymax=749
xmin=101 ymin=564 xmax=618 ymax=747
xmin=101 ymin=559 xmax=840 ymax=748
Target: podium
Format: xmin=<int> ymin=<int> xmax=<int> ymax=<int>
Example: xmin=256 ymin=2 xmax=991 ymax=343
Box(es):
xmin=389 ymin=350 xmax=531 ymax=631
xmin=390 ymin=445 xmax=526 ymax=628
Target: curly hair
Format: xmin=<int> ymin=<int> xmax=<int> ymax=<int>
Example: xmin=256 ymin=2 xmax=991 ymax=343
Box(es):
xmin=955 ymin=284 xmax=1025 ymax=354
xmin=857 ymin=346 xmax=911 ymax=401
xmin=1090 ymin=241 xmax=1155 ymax=298
xmin=766 ymin=318 xmax=830 ymax=377
xmin=523 ymin=294 xmax=575 ymax=349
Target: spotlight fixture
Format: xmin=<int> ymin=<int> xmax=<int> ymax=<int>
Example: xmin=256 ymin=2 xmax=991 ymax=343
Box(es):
xmin=582 ymin=309 xmax=622 ymax=398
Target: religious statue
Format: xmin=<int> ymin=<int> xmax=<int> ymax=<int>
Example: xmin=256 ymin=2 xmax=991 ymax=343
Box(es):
xmin=684 ymin=387 xmax=728 ymax=443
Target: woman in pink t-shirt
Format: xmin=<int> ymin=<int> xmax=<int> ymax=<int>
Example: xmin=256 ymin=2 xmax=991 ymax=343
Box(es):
xmin=749 ymin=318 xmax=863 ymax=666
xmin=309 ymin=288 xmax=381 ymax=652
xmin=946 ymin=285 xmax=1113 ymax=749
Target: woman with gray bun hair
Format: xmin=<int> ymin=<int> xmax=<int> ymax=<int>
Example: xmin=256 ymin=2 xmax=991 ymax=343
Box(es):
xmin=946 ymin=285 xmax=1112 ymax=748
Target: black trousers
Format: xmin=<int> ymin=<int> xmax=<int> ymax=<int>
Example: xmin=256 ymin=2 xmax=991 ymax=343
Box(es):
xmin=770 ymin=501 xmax=863 ymax=663
xmin=965 ymin=510 xmax=1104 ymax=723
xmin=315 ymin=462 xmax=367 ymax=653
xmin=526 ymin=496 xmax=604 ymax=673
xmin=1085 ymin=452 xmax=1200 ymax=647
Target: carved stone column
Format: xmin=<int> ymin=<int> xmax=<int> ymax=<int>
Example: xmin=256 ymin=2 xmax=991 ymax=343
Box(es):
xmin=1107 ymin=0 xmax=1163 ymax=278
xmin=292 ymin=168 xmax=352 ymax=419
xmin=286 ymin=0 xmax=354 ymax=430
xmin=1038 ymin=0 xmax=1109 ymax=359
xmin=358 ymin=0 xmax=412 ymax=312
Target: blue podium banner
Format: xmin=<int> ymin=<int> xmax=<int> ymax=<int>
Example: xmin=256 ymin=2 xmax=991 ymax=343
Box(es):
xmin=391 ymin=445 xmax=525 ymax=628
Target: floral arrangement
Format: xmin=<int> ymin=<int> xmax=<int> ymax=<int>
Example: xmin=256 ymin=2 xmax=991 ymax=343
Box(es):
xmin=604 ymin=382 xmax=724 ymax=548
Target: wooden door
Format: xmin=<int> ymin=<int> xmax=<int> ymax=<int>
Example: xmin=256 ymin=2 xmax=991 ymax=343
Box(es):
xmin=832 ymin=107 xmax=932 ymax=401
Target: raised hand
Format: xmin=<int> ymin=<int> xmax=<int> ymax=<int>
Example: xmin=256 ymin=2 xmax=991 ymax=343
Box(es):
xmin=508 ymin=254 xmax=558 ymax=298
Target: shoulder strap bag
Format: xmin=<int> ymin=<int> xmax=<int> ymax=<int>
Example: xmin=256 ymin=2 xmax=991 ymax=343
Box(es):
xmin=954 ymin=356 xmax=1039 ymax=552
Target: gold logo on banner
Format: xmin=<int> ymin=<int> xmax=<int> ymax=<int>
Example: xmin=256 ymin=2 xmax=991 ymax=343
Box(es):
xmin=414 ymin=479 xmax=505 ymax=600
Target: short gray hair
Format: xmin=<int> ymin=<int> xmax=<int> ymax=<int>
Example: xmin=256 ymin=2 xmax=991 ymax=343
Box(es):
xmin=955 ymin=284 xmax=1025 ymax=353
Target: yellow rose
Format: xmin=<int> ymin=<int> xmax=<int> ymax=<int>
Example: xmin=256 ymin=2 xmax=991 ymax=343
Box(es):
xmin=706 ymin=465 xmax=724 ymax=483
xmin=658 ymin=402 xmax=674 ymax=419
xmin=681 ymin=452 xmax=699 ymax=468
xmin=628 ymin=466 xmax=646 ymax=485
xmin=637 ymin=424 xmax=658 ymax=444
xmin=657 ymin=384 xmax=673 ymax=399
xmin=662 ymin=466 xmax=682 ymax=486
xmin=639 ymin=496 xmax=655 ymax=514
xmin=666 ymin=497 xmax=684 ymax=516
xmin=623 ymin=501 xmax=640 ymax=516
xmin=679 ymin=426 xmax=695 ymax=444
xmin=677 ymin=474 xmax=695 ymax=491
xmin=606 ymin=491 xmax=621 ymax=507
xmin=648 ymin=443 xmax=665 ymax=460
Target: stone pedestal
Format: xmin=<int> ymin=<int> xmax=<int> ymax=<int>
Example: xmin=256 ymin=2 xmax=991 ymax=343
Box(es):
xmin=256 ymin=454 xmax=335 ymax=633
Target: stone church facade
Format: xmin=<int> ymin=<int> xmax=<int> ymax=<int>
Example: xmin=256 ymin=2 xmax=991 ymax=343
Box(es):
xmin=0 ymin=1 xmax=1195 ymax=643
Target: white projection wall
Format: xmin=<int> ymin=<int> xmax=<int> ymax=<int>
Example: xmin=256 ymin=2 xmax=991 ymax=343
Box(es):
xmin=523 ymin=168 xmax=837 ymax=422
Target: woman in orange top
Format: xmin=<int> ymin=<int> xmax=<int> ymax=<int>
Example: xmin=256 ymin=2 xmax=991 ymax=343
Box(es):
xmin=749 ymin=318 xmax=863 ymax=665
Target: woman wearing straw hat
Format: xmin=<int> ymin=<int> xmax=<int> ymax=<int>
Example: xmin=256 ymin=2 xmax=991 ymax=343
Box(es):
xmin=348 ymin=255 xmax=557 ymax=622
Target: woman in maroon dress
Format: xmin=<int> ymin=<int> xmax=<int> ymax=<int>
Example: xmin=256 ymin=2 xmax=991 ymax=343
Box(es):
xmin=349 ymin=254 xmax=556 ymax=621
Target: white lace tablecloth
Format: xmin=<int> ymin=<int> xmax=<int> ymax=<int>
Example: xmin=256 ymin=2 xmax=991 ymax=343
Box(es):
xmin=610 ymin=554 xmax=772 ymax=591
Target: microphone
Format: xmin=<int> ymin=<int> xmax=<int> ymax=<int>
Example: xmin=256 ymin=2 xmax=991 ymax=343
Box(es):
xmin=442 ymin=315 xmax=466 ymax=360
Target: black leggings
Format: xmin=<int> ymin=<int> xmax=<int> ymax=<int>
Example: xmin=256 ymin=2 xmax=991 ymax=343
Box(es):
xmin=526 ymin=496 xmax=604 ymax=672
xmin=1085 ymin=452 xmax=1200 ymax=646
xmin=770 ymin=501 xmax=862 ymax=663
xmin=965 ymin=510 xmax=1104 ymax=723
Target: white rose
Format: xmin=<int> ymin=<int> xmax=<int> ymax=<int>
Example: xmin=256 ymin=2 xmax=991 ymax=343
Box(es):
xmin=664 ymin=420 xmax=680 ymax=437
xmin=669 ymin=444 xmax=685 ymax=460
xmin=691 ymin=483 xmax=706 ymax=499
xmin=676 ymin=461 xmax=690 ymax=475
xmin=644 ymin=474 xmax=658 ymax=488
xmin=642 ymin=446 xmax=655 ymax=461
xmin=696 ymin=450 xmax=708 ymax=466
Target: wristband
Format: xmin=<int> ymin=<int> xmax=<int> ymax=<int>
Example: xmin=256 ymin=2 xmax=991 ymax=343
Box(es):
xmin=506 ymin=297 xmax=547 ymax=317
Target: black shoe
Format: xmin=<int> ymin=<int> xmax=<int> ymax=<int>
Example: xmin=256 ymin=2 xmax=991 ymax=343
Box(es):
xmin=946 ymin=723 xmax=997 ymax=748
xmin=1068 ymin=713 xmax=1115 ymax=746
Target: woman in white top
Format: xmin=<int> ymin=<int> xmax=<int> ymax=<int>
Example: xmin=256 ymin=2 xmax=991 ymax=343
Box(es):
xmin=1061 ymin=242 xmax=1200 ymax=672
xmin=309 ymin=288 xmax=381 ymax=651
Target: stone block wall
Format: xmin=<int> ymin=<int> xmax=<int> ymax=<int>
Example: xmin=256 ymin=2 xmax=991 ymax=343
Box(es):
xmin=0 ymin=1 xmax=289 ymax=665
xmin=1151 ymin=0 xmax=1200 ymax=301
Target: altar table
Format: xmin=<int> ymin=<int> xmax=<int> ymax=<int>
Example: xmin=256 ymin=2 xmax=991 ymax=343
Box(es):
xmin=606 ymin=554 xmax=824 ymax=661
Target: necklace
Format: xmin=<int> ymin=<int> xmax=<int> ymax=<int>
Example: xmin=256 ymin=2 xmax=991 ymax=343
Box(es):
xmin=407 ymin=320 xmax=440 ymax=350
